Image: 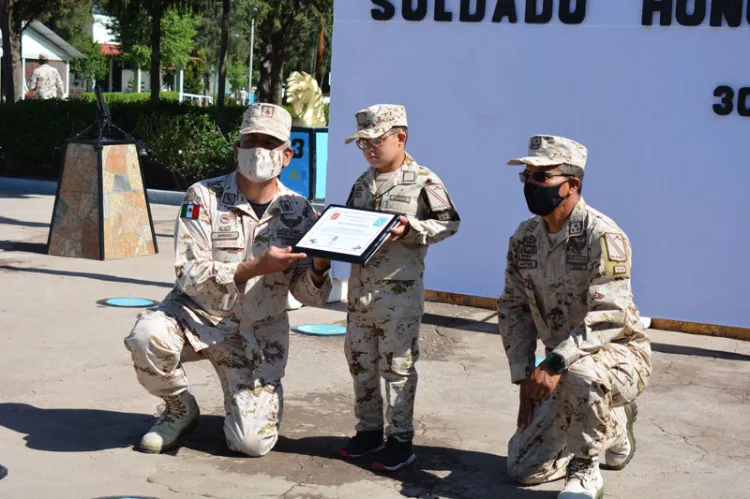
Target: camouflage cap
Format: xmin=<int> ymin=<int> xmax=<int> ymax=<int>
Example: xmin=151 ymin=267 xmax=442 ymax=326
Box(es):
xmin=344 ymin=104 xmax=408 ymax=144
xmin=239 ymin=103 xmax=292 ymax=142
xmin=507 ymin=134 xmax=588 ymax=169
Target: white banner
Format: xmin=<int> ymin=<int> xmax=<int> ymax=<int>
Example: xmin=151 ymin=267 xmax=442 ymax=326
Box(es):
xmin=328 ymin=0 xmax=750 ymax=327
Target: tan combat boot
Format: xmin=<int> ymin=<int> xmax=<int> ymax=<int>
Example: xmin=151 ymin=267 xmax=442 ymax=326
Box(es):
xmin=605 ymin=401 xmax=638 ymax=470
xmin=140 ymin=391 xmax=200 ymax=453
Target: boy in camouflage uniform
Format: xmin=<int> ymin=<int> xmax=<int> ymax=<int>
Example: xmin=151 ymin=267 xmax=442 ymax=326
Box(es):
xmin=498 ymin=134 xmax=652 ymax=498
xmin=124 ymin=103 xmax=332 ymax=457
xmin=339 ymin=104 xmax=460 ymax=471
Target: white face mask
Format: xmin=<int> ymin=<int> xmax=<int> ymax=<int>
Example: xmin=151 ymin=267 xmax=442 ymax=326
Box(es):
xmin=237 ymin=147 xmax=284 ymax=182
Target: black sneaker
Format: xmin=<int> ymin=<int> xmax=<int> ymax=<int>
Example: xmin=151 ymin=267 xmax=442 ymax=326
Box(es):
xmin=339 ymin=430 xmax=385 ymax=459
xmin=371 ymin=437 xmax=416 ymax=472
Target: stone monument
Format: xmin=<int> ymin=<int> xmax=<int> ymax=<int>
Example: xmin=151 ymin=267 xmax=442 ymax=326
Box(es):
xmin=47 ymin=87 xmax=158 ymax=260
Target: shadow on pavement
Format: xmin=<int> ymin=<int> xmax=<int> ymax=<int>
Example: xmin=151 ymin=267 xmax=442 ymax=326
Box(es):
xmin=0 ymin=265 xmax=173 ymax=289
xmin=0 ymin=403 xmax=153 ymax=452
xmin=651 ymin=342 xmax=750 ymax=362
xmin=0 ymin=216 xmax=50 ymax=228
xmin=182 ymin=416 xmax=556 ymax=498
xmin=274 ymin=435 xmax=555 ymax=499
xmin=421 ymin=312 xmax=499 ymax=335
xmin=0 ymin=241 xmax=48 ymax=254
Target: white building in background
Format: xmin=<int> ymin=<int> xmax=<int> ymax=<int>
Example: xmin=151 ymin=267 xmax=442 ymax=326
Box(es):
xmin=0 ymin=21 xmax=83 ymax=100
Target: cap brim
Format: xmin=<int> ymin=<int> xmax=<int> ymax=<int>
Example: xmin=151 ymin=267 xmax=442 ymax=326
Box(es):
xmin=239 ymin=126 xmax=289 ymax=143
xmin=507 ymin=157 xmax=563 ymax=167
xmin=344 ymin=126 xmax=393 ymax=145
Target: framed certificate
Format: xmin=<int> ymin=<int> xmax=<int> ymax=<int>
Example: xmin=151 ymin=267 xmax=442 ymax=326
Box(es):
xmin=293 ymin=204 xmax=402 ymax=265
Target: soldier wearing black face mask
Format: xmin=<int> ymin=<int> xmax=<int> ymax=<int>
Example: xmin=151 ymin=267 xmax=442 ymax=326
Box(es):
xmin=497 ymin=135 xmax=652 ymax=499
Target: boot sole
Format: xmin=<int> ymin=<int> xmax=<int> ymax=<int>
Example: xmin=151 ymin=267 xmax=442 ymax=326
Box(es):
xmin=604 ymin=402 xmax=637 ymax=471
xmin=371 ymin=452 xmax=416 ymax=472
xmin=339 ymin=443 xmax=385 ymax=459
xmin=139 ymin=415 xmax=200 ymax=454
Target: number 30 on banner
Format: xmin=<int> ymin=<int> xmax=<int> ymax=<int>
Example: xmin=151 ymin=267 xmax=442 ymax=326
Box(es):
xmin=713 ymin=85 xmax=750 ymax=117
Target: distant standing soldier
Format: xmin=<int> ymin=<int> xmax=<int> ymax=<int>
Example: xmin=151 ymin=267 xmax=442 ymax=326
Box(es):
xmin=28 ymin=53 xmax=64 ymax=100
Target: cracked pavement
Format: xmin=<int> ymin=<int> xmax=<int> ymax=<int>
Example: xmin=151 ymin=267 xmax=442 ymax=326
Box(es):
xmin=1 ymin=192 xmax=749 ymax=499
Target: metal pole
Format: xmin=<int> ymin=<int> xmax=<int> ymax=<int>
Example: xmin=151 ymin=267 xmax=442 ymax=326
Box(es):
xmin=248 ymin=17 xmax=254 ymax=97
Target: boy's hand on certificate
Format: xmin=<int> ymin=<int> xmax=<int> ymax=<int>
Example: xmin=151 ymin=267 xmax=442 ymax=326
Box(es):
xmin=388 ymin=216 xmax=410 ymax=242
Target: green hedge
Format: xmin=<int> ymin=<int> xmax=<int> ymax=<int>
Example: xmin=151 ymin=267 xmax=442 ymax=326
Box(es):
xmin=79 ymin=91 xmax=180 ymax=103
xmin=0 ymin=98 xmax=329 ymax=191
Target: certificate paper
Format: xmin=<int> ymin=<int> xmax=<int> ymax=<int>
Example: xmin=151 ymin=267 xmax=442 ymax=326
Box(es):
xmin=293 ymin=205 xmax=401 ymax=265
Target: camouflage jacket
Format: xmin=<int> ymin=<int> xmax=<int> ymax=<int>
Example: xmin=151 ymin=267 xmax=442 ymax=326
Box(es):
xmin=160 ymin=172 xmax=331 ymax=350
xmin=29 ymin=65 xmax=63 ymax=99
xmin=497 ymin=198 xmax=651 ymax=384
xmin=345 ymin=153 xmax=460 ymax=318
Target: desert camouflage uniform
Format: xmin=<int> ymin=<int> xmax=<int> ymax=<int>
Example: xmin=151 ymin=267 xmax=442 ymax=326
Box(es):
xmin=343 ymin=104 xmax=460 ymax=442
xmin=125 ymin=172 xmax=331 ymax=457
xmin=28 ymin=64 xmax=63 ymax=100
xmin=498 ymin=194 xmax=652 ymax=484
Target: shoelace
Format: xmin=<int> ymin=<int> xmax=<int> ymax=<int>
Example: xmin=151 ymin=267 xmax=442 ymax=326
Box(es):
xmin=156 ymin=395 xmax=186 ymax=425
xmin=567 ymin=458 xmax=596 ymax=482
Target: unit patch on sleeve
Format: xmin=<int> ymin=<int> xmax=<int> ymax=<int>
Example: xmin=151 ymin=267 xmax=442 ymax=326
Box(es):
xmin=424 ymin=184 xmax=452 ymax=212
xmin=600 ymin=233 xmax=631 ymax=278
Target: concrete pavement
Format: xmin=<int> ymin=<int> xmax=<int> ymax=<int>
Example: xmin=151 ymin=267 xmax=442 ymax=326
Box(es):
xmin=1 ymin=191 xmax=749 ymax=499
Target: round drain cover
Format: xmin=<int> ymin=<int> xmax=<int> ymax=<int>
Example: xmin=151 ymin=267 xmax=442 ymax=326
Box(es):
xmin=97 ymin=298 xmax=158 ymax=308
xmin=0 ymin=465 xmax=7 ymax=481
xmin=293 ymin=324 xmax=347 ymax=336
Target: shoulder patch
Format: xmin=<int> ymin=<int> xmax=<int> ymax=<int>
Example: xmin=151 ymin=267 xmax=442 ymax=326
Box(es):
xmin=600 ymin=233 xmax=630 ymax=278
xmin=603 ymin=233 xmax=628 ymax=262
xmin=424 ymin=183 xmax=452 ymax=212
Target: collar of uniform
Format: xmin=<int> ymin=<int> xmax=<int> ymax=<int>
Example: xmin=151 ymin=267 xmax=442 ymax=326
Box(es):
xmin=259 ymin=181 xmax=297 ymax=224
xmin=218 ymin=172 xmax=248 ymax=211
xmin=546 ymin=197 xmax=588 ymax=250
xmin=368 ymin=152 xmax=419 ymax=198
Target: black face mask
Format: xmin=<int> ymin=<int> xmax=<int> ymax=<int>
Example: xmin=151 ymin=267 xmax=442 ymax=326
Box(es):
xmin=524 ymin=182 xmax=568 ymax=216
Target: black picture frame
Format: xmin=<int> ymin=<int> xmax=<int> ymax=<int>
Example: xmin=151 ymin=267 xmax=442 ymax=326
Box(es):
xmin=293 ymin=204 xmax=402 ymax=265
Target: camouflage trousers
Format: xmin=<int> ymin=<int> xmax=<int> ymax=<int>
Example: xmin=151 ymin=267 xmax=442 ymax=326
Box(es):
xmin=345 ymin=313 xmax=421 ymax=442
xmin=123 ymin=310 xmax=285 ymax=457
xmin=507 ymin=342 xmax=651 ymax=485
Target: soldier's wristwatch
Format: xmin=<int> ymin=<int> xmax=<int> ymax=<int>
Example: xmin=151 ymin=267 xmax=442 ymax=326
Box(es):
xmin=544 ymin=353 xmax=566 ymax=374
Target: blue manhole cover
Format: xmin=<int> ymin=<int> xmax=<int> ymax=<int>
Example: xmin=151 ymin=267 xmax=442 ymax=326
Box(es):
xmin=293 ymin=324 xmax=347 ymax=336
xmin=96 ymin=298 xmax=159 ymax=308
xmin=0 ymin=465 xmax=7 ymax=480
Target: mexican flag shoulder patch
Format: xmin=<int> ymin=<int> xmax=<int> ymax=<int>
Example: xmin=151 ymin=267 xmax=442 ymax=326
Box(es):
xmin=181 ymin=203 xmax=201 ymax=219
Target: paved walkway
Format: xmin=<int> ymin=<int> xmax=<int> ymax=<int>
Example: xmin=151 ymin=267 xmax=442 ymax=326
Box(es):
xmin=1 ymin=192 xmax=748 ymax=498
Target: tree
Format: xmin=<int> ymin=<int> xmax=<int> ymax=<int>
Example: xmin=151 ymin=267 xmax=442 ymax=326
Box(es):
xmin=234 ymin=0 xmax=331 ymax=105
xmin=69 ymin=35 xmax=109 ymax=83
xmin=226 ymin=58 xmax=248 ymax=98
xmin=105 ymin=5 xmax=197 ymax=95
xmin=37 ymin=0 xmax=93 ymax=49
xmin=216 ymin=0 xmax=230 ymax=109
xmin=102 ymin=0 xmax=205 ymax=103
xmin=0 ymin=0 xmax=87 ymax=103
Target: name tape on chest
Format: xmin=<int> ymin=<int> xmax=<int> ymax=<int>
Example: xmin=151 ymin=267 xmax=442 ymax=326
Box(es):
xmin=212 ymin=231 xmax=240 ymax=241
xmin=424 ymin=184 xmax=452 ymax=212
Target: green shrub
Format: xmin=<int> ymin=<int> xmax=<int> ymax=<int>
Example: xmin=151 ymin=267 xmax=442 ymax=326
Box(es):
xmin=79 ymin=91 xmax=181 ymax=104
xmin=0 ymin=98 xmax=329 ymax=190
xmin=137 ymin=112 xmax=234 ymax=189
